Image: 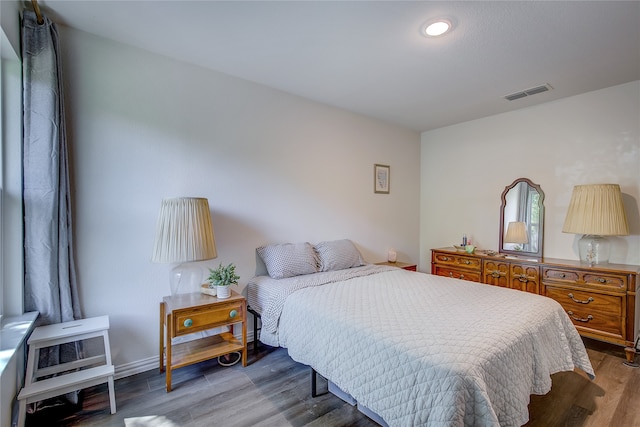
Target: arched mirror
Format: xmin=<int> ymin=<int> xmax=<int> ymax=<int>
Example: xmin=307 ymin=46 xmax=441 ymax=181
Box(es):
xmin=499 ymin=178 xmax=545 ymax=259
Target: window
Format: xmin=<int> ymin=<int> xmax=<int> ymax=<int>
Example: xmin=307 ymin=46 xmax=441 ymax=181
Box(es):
xmin=1 ymin=28 xmax=24 ymax=317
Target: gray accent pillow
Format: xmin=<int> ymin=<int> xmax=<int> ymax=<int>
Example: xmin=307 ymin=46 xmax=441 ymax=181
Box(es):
xmin=257 ymin=242 xmax=319 ymax=279
xmin=315 ymin=239 xmax=365 ymax=272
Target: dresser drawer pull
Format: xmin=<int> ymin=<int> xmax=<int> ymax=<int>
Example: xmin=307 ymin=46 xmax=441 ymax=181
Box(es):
xmin=560 ymin=273 xmax=566 ymax=278
xmin=459 ymin=274 xmax=464 ymax=279
xmin=183 ymin=319 xmax=193 ymax=328
xmin=462 ymin=260 xmax=472 ymax=265
xmin=568 ymin=293 xmax=594 ymax=304
xmin=514 ymin=274 xmax=531 ymax=283
xmin=596 ymin=277 xmax=607 ymax=284
xmin=567 ymin=311 xmax=593 ymax=323
xmin=490 ymin=270 xmax=503 ymax=278
xmin=442 ymin=257 xmax=451 ymax=261
xmin=229 ymin=309 xmax=238 ymax=319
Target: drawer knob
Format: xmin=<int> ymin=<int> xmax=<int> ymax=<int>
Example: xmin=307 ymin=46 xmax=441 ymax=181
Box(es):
xmin=459 ymin=274 xmax=464 ymax=279
xmin=442 ymin=257 xmax=450 ymax=261
xmin=229 ymin=309 xmax=238 ymax=319
xmin=597 ymin=277 xmax=607 ymax=284
xmin=449 ymin=272 xmax=454 ymax=277
xmin=568 ymin=293 xmax=594 ymax=304
xmin=491 ymin=271 xmax=501 ymax=278
xmin=567 ymin=311 xmax=593 ymax=323
xmin=560 ymin=273 xmax=566 ymax=278
xmin=183 ymin=319 xmax=193 ymax=328
xmin=463 ymin=260 xmax=471 ymax=265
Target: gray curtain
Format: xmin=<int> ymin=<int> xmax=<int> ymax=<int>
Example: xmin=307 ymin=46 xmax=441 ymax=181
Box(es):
xmin=22 ymin=7 xmax=81 ymax=377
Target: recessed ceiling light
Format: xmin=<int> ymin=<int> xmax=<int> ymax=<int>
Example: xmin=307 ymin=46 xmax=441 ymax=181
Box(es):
xmin=424 ymin=19 xmax=452 ymax=37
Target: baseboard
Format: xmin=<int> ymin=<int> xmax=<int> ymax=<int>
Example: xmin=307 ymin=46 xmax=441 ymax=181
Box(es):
xmin=114 ymin=331 xmax=255 ymax=380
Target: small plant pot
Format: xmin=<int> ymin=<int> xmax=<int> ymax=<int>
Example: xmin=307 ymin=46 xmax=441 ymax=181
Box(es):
xmin=216 ymin=286 xmax=231 ymax=299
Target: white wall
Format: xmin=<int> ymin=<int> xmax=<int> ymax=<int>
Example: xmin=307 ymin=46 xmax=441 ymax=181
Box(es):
xmin=420 ymin=81 xmax=640 ymax=270
xmin=59 ymin=27 xmax=420 ymax=371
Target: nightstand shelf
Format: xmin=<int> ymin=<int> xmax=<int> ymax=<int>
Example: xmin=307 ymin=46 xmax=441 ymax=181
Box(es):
xmin=169 ymin=333 xmax=243 ymax=369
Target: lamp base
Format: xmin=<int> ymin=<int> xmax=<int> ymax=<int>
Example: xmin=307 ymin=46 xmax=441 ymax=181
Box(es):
xmin=578 ymin=235 xmax=610 ymax=266
xmin=170 ymin=264 xmax=204 ymax=295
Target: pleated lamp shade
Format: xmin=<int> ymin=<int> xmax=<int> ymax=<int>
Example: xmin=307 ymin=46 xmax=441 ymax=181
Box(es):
xmin=562 ymin=184 xmax=628 ymax=265
xmin=152 ymin=197 xmax=217 ymax=263
xmin=562 ymin=184 xmax=629 ymax=236
xmin=504 ymin=222 xmax=529 ymax=244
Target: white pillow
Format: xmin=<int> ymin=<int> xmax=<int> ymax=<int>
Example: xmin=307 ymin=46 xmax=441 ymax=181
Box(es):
xmin=256 ymin=242 xmax=319 ymax=279
xmin=315 ymin=239 xmax=365 ymax=272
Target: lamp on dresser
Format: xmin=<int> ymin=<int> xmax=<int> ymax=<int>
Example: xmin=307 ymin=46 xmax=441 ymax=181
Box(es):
xmin=503 ymin=221 xmax=529 ymax=251
xmin=562 ymin=184 xmax=629 ymax=266
xmin=152 ymin=197 xmax=217 ymax=294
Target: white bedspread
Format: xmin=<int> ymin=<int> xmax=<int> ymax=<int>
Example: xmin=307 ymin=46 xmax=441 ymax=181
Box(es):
xmin=254 ymin=268 xmax=594 ymax=427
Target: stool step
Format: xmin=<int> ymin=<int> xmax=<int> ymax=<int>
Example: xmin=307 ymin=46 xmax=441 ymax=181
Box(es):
xmin=18 ymin=365 xmax=114 ymax=401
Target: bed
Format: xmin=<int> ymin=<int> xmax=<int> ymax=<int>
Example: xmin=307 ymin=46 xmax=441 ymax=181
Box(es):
xmin=247 ymin=240 xmax=595 ymax=427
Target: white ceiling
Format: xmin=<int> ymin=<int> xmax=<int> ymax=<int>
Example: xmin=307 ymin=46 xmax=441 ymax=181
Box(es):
xmin=37 ymin=1 xmax=640 ymax=132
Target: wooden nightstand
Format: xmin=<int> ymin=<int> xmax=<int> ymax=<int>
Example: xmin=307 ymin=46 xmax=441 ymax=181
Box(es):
xmin=159 ymin=290 xmax=247 ymax=392
xmin=376 ymin=261 xmax=417 ymax=271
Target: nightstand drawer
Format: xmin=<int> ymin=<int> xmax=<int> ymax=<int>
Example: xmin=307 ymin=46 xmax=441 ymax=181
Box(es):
xmin=173 ymin=302 xmax=244 ymax=336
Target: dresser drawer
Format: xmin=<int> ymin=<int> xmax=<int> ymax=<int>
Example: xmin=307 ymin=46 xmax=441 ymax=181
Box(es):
xmin=542 ymin=267 xmax=580 ymax=284
xmin=543 ymin=267 xmax=627 ymax=291
xmin=173 ymin=302 xmax=244 ymax=336
xmin=545 ymin=286 xmax=624 ymax=338
xmin=583 ymin=272 xmax=627 ymax=289
xmin=545 ymin=286 xmax=623 ymax=315
xmin=433 ymin=253 xmax=481 ymax=271
xmin=433 ymin=266 xmax=481 ymax=282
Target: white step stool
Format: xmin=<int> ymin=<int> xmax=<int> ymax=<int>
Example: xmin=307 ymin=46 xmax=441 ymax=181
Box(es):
xmin=17 ymin=315 xmax=116 ymax=427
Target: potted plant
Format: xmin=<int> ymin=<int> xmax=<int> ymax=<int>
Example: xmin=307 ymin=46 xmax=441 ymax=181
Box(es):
xmin=203 ymin=263 xmax=239 ymax=299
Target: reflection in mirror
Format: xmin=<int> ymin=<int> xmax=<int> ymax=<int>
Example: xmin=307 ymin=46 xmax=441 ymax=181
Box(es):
xmin=499 ymin=178 xmax=544 ymax=259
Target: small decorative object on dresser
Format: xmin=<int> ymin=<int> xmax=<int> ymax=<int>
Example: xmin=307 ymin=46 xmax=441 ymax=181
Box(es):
xmin=431 ymin=247 xmax=640 ymax=365
xmin=206 ymin=263 xmax=240 ymax=299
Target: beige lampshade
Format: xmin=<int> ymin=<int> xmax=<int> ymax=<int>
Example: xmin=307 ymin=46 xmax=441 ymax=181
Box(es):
xmin=504 ymin=221 xmax=529 ymax=244
xmin=562 ymin=184 xmax=629 ymax=236
xmin=152 ymin=197 xmax=217 ymax=263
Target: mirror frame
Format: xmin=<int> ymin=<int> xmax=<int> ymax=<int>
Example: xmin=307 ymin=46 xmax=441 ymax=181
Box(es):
xmin=499 ymin=178 xmax=545 ymax=259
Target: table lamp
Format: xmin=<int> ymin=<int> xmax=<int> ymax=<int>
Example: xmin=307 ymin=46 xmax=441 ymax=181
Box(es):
xmin=562 ymin=184 xmax=629 ymax=266
xmin=152 ymin=197 xmax=217 ymax=294
xmin=504 ymin=221 xmax=529 ymax=251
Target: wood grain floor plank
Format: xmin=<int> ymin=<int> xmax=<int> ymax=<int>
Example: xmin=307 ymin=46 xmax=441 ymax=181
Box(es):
xmin=27 ymin=339 xmax=640 ymax=427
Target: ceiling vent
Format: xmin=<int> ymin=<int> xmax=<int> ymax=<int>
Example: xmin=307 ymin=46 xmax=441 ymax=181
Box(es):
xmin=504 ymin=84 xmax=553 ymax=101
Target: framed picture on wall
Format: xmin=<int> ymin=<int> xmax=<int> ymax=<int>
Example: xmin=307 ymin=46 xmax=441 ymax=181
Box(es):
xmin=374 ymin=164 xmax=390 ymax=194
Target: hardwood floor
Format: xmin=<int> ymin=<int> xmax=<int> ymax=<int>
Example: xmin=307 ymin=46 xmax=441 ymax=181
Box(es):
xmin=25 ymin=338 xmax=640 ymax=427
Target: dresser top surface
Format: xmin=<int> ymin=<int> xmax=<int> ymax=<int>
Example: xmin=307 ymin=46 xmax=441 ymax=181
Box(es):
xmin=432 ymin=247 xmax=640 ymax=274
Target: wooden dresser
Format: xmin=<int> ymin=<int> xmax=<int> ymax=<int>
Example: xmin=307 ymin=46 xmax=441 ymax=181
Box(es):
xmin=431 ymin=247 xmax=639 ymax=364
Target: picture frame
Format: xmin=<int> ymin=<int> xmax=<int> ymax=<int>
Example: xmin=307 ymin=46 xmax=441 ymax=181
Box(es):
xmin=374 ymin=164 xmax=390 ymax=194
